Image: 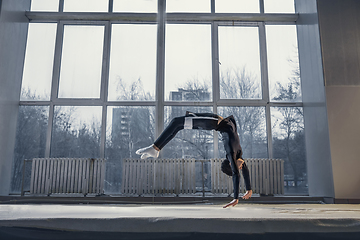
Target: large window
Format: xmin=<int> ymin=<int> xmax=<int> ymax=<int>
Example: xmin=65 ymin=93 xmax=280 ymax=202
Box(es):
xmin=50 ymin=106 xmax=102 ymax=157
xmin=58 ymin=25 xmax=105 ymax=98
xmin=113 ymin=0 xmax=158 ymax=13
xmin=167 ymin=0 xmax=211 ymax=12
xmin=218 ymin=26 xmax=261 ymax=99
xmin=218 ymin=107 xmax=267 ymax=158
xmin=106 ymin=106 xmax=155 ymax=193
xmin=266 ymin=25 xmax=301 ymax=102
xmin=30 ymin=0 xmax=59 ymax=11
xmin=271 ymin=107 xmax=306 ymax=193
xmin=216 ymin=0 xmax=260 ymax=13
xmin=13 ymin=0 xmax=305 ymax=195
xmin=165 ymin=24 xmax=212 ymax=101
xmin=20 ymin=23 xmax=57 ymax=101
xmin=108 ymin=24 xmax=157 ymax=101
xmin=63 ymin=0 xmax=109 ymax=12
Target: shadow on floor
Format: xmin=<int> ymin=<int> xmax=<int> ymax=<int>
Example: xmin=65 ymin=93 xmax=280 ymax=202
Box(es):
xmin=1 ymin=227 xmax=360 ymax=240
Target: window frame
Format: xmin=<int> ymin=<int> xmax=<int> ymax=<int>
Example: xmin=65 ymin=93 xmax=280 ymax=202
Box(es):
xmin=22 ymin=0 xmax=302 ymax=160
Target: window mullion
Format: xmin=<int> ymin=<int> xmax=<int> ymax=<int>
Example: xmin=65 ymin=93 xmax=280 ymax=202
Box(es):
xmin=45 ymin=21 xmax=64 ymax=157
xmin=59 ymin=0 xmax=64 ymax=12
xmin=100 ymin=21 xmax=111 ymax=158
xmin=259 ymin=23 xmax=269 ymax=103
xmin=155 ymin=0 xmax=166 ymax=139
xmin=109 ymin=0 xmax=114 ymax=13
xmin=211 ymin=22 xmax=220 ymax=107
xmin=211 ymin=21 xmax=220 ymax=158
xmin=100 ymin=22 xmax=111 ymax=103
xmin=45 ymin=103 xmax=54 ymax=158
xmin=265 ymin=105 xmax=273 ymax=158
xmin=259 ymin=0 xmax=265 ymax=13
xmin=259 ymin=21 xmax=273 ymax=158
xmin=50 ymin=21 xmax=64 ymax=102
xmin=100 ymin=106 xmax=107 ymax=158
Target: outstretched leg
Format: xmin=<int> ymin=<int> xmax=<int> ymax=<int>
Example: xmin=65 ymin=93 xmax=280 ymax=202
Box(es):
xmin=136 ymin=112 xmax=222 ymax=159
xmin=136 ymin=116 xmax=185 ymax=159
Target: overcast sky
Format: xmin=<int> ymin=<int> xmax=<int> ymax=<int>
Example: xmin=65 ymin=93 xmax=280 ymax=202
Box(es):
xmin=23 ymin=0 xmax=298 ymax=103
xmin=30 ymin=0 xmax=295 ymax=13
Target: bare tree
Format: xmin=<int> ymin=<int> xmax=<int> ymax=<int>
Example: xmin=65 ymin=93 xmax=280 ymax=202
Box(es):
xmin=11 ymin=105 xmax=48 ymax=192
xmin=219 ymin=67 xmax=267 ymax=158
xmin=220 ymin=66 xmax=261 ymax=99
xmin=105 ymin=77 xmax=155 ymax=193
xmin=163 ymin=77 xmax=213 ymax=159
xmin=114 ymin=77 xmax=153 ymax=101
xmin=10 ymin=89 xmax=50 ymax=192
xmin=178 ymin=78 xmax=211 ymax=101
xmin=272 ymin=58 xmax=307 ymax=192
xmin=162 ymin=68 xmax=266 ymax=159
xmin=50 ymin=106 xmax=102 ymax=158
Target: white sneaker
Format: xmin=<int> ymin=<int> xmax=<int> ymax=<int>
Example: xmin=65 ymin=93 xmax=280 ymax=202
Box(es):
xmin=135 ymin=145 xmax=159 ymax=159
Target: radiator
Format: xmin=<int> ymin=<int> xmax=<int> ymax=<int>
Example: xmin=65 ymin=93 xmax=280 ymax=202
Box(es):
xmin=29 ymin=158 xmax=106 ymax=196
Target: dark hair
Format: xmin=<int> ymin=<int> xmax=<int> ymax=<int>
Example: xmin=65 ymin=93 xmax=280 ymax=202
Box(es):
xmin=221 ymin=159 xmax=232 ymax=176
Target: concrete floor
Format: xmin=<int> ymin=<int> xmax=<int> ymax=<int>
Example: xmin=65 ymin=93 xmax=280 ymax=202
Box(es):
xmin=1 ymin=203 xmax=360 ymax=239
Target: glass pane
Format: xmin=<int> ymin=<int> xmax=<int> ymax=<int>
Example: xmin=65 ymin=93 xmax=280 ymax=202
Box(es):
xmin=58 ymin=25 xmax=104 ymax=98
xmin=11 ymin=106 xmax=49 ymax=193
xmin=217 ymin=107 xmax=267 ymax=158
xmin=165 ymin=24 xmax=212 ymax=101
xmin=50 ymin=106 xmax=102 ymax=157
xmin=266 ymin=25 xmax=302 ymax=102
xmin=163 ymin=106 xmax=214 ymax=192
xmin=63 ymin=0 xmax=109 ymax=12
xmin=105 ymin=106 xmax=155 ymax=193
xmin=108 ymin=24 xmax=157 ymax=101
xmin=219 ymin=26 xmax=261 ymax=99
xmin=216 ymin=0 xmax=259 ymax=13
xmin=265 ymin=0 xmax=295 ymax=13
xmin=167 ymin=0 xmax=211 ymax=12
xmin=113 ymin=0 xmax=157 ymax=13
xmin=162 ymin=106 xmax=213 ymax=159
xmin=271 ymin=107 xmax=307 ymax=195
xmin=31 ymin=0 xmax=59 ymax=11
xmin=21 ymin=23 xmax=57 ymax=101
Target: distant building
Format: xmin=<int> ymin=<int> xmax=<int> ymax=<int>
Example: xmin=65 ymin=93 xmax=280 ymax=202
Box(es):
xmin=111 ymin=107 xmax=152 ymax=144
xmin=169 ymin=88 xmax=210 ymax=118
xmin=112 ymin=108 xmax=130 ymax=144
xmin=170 ymin=88 xmax=210 ymax=101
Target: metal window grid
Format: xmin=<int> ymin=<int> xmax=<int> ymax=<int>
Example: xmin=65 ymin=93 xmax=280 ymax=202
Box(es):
xmin=22 ymin=0 xmax=302 ymax=159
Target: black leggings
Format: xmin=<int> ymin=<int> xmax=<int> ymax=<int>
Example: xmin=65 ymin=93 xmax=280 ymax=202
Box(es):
xmin=154 ymin=112 xmax=221 ymax=150
xmin=153 ymin=112 xmax=252 ymax=199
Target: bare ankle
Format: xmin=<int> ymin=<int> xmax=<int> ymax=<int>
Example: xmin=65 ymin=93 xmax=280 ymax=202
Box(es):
xmin=152 ymin=144 xmax=160 ymax=151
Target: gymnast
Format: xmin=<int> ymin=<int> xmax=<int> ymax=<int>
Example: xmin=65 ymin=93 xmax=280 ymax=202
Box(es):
xmin=136 ymin=111 xmax=252 ymax=208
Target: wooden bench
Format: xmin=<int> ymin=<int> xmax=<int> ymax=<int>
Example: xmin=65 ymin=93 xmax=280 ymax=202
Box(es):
xmin=122 ymin=158 xmax=196 ymax=196
xmin=211 ymin=158 xmax=284 ymax=196
xmin=21 ymin=158 xmax=106 ymax=196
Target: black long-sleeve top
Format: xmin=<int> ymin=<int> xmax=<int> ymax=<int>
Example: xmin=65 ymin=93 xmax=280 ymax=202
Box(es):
xmin=216 ymin=115 xmax=252 ymax=199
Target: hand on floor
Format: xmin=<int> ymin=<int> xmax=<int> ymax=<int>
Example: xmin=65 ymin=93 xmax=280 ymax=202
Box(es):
xmin=223 ymin=199 xmax=239 ymax=208
xmin=242 ymin=190 xmax=252 ymax=200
